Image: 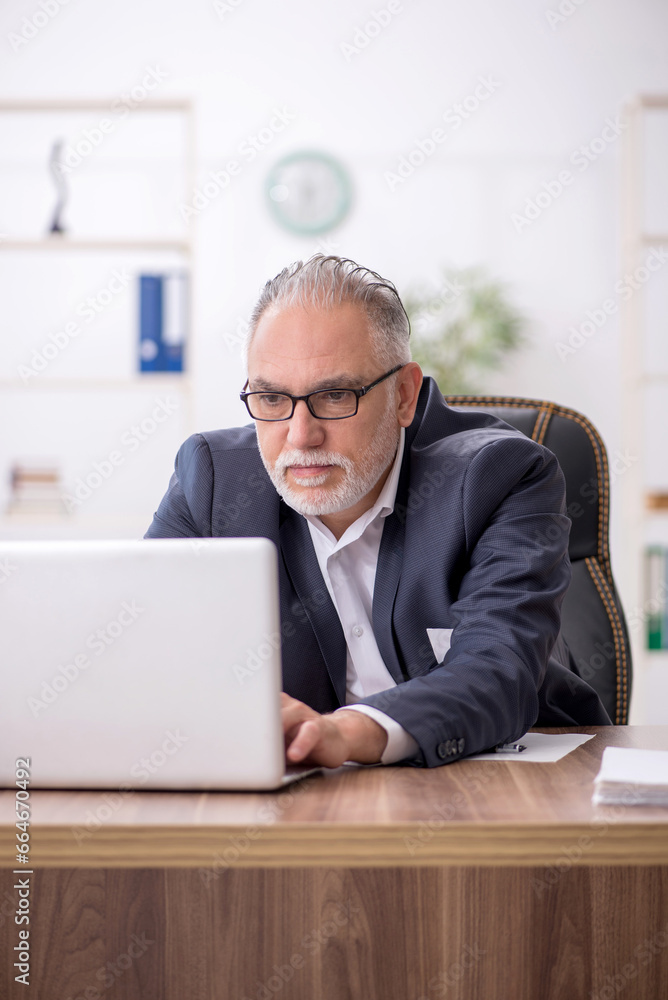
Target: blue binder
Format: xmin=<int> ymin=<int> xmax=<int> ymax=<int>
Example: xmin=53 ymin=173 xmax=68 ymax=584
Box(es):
xmin=139 ymin=275 xmax=163 ymax=372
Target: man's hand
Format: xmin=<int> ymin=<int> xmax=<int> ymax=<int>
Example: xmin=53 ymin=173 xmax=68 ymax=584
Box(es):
xmin=281 ymin=693 xmax=388 ymax=768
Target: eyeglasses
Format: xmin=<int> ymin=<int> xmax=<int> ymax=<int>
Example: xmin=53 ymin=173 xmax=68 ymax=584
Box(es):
xmin=240 ymin=365 xmax=404 ymax=421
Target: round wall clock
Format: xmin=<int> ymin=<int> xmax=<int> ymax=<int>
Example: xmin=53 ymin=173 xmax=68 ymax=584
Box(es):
xmin=265 ymin=151 xmax=352 ymax=235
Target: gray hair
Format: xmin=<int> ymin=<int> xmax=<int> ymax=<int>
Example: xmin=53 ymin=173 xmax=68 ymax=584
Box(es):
xmin=244 ymin=254 xmax=411 ymax=370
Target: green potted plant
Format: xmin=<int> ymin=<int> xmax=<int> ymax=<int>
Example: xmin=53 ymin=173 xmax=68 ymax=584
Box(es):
xmin=403 ymin=268 xmax=525 ymax=395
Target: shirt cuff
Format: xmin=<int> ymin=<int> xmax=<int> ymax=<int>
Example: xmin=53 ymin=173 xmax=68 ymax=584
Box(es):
xmin=337 ymin=704 xmax=419 ymax=764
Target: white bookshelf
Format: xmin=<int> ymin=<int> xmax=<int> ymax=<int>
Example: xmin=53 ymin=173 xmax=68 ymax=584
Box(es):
xmin=620 ymin=95 xmax=668 ymax=722
xmin=1 ymin=238 xmax=191 ymax=252
xmin=0 ymin=99 xmax=196 ymax=537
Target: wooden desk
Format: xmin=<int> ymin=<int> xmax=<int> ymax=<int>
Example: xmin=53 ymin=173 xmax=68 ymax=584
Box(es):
xmin=1 ymin=726 xmax=667 ymax=999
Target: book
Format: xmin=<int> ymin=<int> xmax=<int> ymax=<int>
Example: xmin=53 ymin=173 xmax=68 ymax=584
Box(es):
xmin=139 ymin=275 xmax=163 ymax=372
xmin=6 ymin=464 xmax=67 ymax=516
xmin=645 ymin=546 xmax=667 ymax=649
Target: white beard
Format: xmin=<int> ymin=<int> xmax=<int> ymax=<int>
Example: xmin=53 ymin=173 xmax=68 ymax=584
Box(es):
xmin=257 ymin=396 xmax=400 ymax=518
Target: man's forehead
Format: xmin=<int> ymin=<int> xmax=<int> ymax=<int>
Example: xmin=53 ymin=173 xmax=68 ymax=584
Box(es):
xmin=248 ymin=302 xmax=376 ymax=380
xmin=252 ymin=301 xmax=372 ymax=342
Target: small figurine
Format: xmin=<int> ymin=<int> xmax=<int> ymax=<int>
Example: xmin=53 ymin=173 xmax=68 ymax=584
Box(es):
xmin=48 ymin=138 xmax=67 ymax=234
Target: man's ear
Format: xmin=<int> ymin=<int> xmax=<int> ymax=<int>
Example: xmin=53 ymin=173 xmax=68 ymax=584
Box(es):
xmin=396 ymin=363 xmax=423 ymax=427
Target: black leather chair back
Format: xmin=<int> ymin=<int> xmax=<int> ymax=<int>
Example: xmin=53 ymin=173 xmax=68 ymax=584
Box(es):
xmin=446 ymin=396 xmax=631 ymax=724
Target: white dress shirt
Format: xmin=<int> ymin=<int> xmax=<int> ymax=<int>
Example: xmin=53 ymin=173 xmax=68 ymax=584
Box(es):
xmin=305 ymin=428 xmax=419 ymax=764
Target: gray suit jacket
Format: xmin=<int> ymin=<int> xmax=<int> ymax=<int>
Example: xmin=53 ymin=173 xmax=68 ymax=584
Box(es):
xmin=145 ymin=377 xmax=610 ymax=766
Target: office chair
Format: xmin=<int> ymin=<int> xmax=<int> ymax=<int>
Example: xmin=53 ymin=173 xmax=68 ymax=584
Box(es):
xmin=446 ymin=395 xmax=632 ymax=725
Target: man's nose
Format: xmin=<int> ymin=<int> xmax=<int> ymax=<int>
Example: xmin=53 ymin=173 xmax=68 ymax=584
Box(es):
xmin=286 ymin=400 xmax=326 ymax=449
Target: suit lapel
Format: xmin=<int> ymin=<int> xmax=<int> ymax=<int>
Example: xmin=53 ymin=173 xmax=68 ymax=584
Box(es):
xmin=372 ymin=437 xmax=415 ymax=683
xmin=279 ymin=506 xmax=348 ymax=705
xmin=372 ymin=510 xmax=406 ymax=683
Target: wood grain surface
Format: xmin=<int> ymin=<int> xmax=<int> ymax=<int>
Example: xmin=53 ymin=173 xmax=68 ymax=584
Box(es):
xmin=1 ymin=866 xmax=666 ymax=1000
xmin=1 ymin=727 xmax=667 ymax=868
xmin=1 ymin=728 xmax=667 ymax=999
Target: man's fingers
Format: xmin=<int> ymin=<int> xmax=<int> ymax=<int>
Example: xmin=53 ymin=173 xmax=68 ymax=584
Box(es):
xmin=286 ymin=719 xmax=321 ymax=762
xmin=280 ymin=694 xmax=353 ymax=768
xmin=281 ymin=693 xmax=316 ymax=729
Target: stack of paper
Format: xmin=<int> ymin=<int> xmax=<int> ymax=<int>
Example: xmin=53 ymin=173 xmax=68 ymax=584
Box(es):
xmin=592 ymin=747 xmax=668 ymax=806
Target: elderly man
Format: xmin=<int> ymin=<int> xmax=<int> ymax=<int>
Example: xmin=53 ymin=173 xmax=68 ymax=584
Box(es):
xmin=146 ymin=255 xmax=609 ymax=768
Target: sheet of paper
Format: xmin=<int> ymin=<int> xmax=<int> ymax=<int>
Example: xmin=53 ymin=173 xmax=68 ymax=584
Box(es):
xmin=467 ymin=732 xmax=595 ymax=762
xmin=594 ymin=747 xmax=668 ymax=785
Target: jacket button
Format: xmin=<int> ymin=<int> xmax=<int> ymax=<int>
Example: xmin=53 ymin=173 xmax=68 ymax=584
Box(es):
xmin=437 ymin=742 xmax=448 ymax=759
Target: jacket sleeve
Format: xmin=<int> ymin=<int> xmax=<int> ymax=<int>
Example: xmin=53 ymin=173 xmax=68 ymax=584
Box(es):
xmin=359 ymin=437 xmax=572 ymax=767
xmin=144 ymin=433 xmax=214 ymax=538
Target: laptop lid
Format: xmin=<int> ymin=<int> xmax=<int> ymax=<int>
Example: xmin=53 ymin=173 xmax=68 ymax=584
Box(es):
xmin=0 ymin=537 xmax=294 ymax=790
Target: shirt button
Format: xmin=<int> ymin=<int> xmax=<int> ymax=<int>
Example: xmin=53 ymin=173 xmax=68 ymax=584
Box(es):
xmin=352 ymin=625 xmax=364 ymax=637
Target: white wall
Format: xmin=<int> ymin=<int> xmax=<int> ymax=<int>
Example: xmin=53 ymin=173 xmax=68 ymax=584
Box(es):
xmin=1 ymin=0 xmax=668 ymax=714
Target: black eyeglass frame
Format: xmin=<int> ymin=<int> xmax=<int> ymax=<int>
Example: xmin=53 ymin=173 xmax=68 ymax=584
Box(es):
xmin=239 ymin=364 xmax=404 ymax=421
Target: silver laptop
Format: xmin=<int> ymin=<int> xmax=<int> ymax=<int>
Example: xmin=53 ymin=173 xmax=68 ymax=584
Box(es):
xmin=0 ymin=538 xmax=320 ymax=790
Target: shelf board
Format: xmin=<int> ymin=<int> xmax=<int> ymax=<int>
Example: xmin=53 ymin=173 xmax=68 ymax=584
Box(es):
xmin=0 ymin=513 xmax=156 ymax=541
xmin=0 ymin=376 xmax=191 ymax=391
xmin=0 ymin=238 xmax=191 ymax=253
xmin=0 ymin=99 xmax=192 ymax=112
xmin=645 ymin=650 xmax=668 ymax=665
